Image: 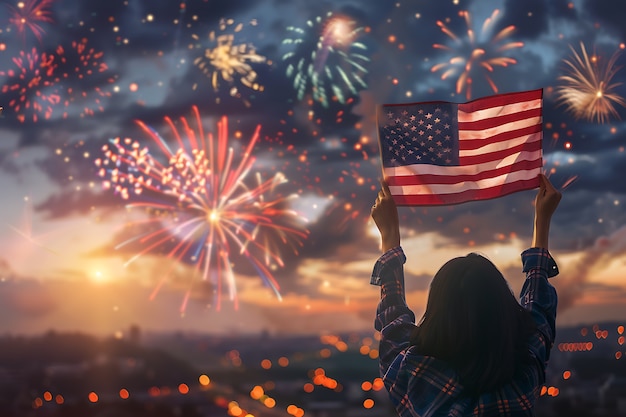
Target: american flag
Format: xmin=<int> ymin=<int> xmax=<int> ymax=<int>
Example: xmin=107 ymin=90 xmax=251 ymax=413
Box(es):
xmin=377 ymin=89 xmax=543 ymax=206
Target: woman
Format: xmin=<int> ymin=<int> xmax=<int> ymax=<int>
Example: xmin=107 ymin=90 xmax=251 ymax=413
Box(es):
xmin=370 ymin=174 xmax=561 ymax=416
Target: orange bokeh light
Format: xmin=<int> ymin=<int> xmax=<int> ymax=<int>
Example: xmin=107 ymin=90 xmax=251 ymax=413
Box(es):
xmin=199 ymin=374 xmax=211 ymax=386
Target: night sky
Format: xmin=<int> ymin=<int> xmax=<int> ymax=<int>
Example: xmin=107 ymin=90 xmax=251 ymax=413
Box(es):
xmin=1 ymin=0 xmax=625 ymax=336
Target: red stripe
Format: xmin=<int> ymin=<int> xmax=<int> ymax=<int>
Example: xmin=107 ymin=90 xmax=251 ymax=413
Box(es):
xmin=459 ymin=140 xmax=542 ymax=165
xmin=459 ymin=124 xmax=542 ymax=150
xmin=391 ymin=177 xmax=541 ymax=206
xmin=458 ymin=89 xmax=543 ymax=113
xmin=458 ymin=107 xmax=542 ymax=131
xmin=386 ymin=158 xmax=542 ymax=186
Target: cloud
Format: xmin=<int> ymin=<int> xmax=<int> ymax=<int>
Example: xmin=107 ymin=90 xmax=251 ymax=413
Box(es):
xmin=558 ymin=225 xmax=626 ymax=313
xmin=0 ymin=279 xmax=58 ymax=319
xmin=34 ymin=188 xmax=121 ymax=220
xmin=582 ymin=0 xmax=626 ymax=40
xmin=501 ymin=0 xmax=577 ymax=40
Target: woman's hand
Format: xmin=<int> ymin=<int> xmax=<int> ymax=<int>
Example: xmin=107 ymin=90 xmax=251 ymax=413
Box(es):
xmin=532 ymin=174 xmax=562 ymax=249
xmin=371 ymin=178 xmax=400 ymax=252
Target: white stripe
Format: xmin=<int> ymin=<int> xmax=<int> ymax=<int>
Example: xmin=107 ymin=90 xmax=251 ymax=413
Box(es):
xmin=458 ymin=98 xmax=542 ymax=122
xmin=458 ymin=116 xmax=542 ymax=140
xmin=459 ymin=131 xmax=542 ymax=157
xmin=388 ymin=169 xmax=540 ymax=196
xmin=383 ymin=149 xmax=542 ymax=177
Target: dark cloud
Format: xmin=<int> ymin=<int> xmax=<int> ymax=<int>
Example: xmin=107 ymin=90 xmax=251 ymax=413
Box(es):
xmin=500 ymin=0 xmax=577 ymax=40
xmin=582 ymin=0 xmax=626 ymax=40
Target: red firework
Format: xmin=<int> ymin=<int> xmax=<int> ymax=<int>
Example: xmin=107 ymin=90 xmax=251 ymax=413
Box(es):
xmin=7 ymin=0 xmax=55 ymax=43
xmin=53 ymin=38 xmax=115 ymax=118
xmin=0 ymin=48 xmax=60 ymax=123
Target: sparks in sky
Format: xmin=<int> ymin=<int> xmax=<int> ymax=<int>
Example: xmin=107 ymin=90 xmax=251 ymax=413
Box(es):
xmin=431 ymin=9 xmax=523 ymax=99
xmin=53 ymin=37 xmax=114 ymax=118
xmin=555 ymin=43 xmax=625 ymax=124
xmin=0 ymin=48 xmax=60 ymax=123
xmin=192 ymin=18 xmax=266 ymax=106
xmin=7 ymin=0 xmax=54 ymax=43
xmin=282 ymin=11 xmax=369 ymax=108
xmin=95 ymin=106 xmax=308 ymax=313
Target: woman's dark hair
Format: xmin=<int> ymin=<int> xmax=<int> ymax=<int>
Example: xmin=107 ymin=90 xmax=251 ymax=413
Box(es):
xmin=410 ymin=253 xmax=535 ymax=395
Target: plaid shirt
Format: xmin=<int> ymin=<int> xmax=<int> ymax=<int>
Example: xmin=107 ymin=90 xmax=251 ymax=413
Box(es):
xmin=371 ymin=246 xmax=558 ymax=417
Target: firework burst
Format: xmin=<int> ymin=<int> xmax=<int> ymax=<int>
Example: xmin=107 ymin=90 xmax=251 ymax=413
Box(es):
xmin=555 ymin=43 xmax=625 ymax=123
xmin=53 ymin=37 xmax=114 ymax=118
xmin=0 ymin=48 xmax=60 ymax=123
xmin=431 ymin=9 xmax=523 ymax=99
xmin=95 ymin=106 xmax=308 ymax=313
xmin=7 ymin=0 xmax=54 ymax=43
xmin=192 ymin=19 xmax=266 ymax=105
xmin=282 ymin=11 xmax=369 ymax=107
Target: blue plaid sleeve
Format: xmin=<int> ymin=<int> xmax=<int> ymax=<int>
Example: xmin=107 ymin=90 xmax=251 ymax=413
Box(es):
xmin=520 ymin=247 xmax=559 ymax=384
xmin=371 ymin=247 xmax=417 ymax=384
xmin=371 ymin=246 xmax=406 ymax=286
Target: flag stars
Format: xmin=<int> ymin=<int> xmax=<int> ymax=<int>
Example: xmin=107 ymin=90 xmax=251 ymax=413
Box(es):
xmin=381 ymin=104 xmax=461 ymax=169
